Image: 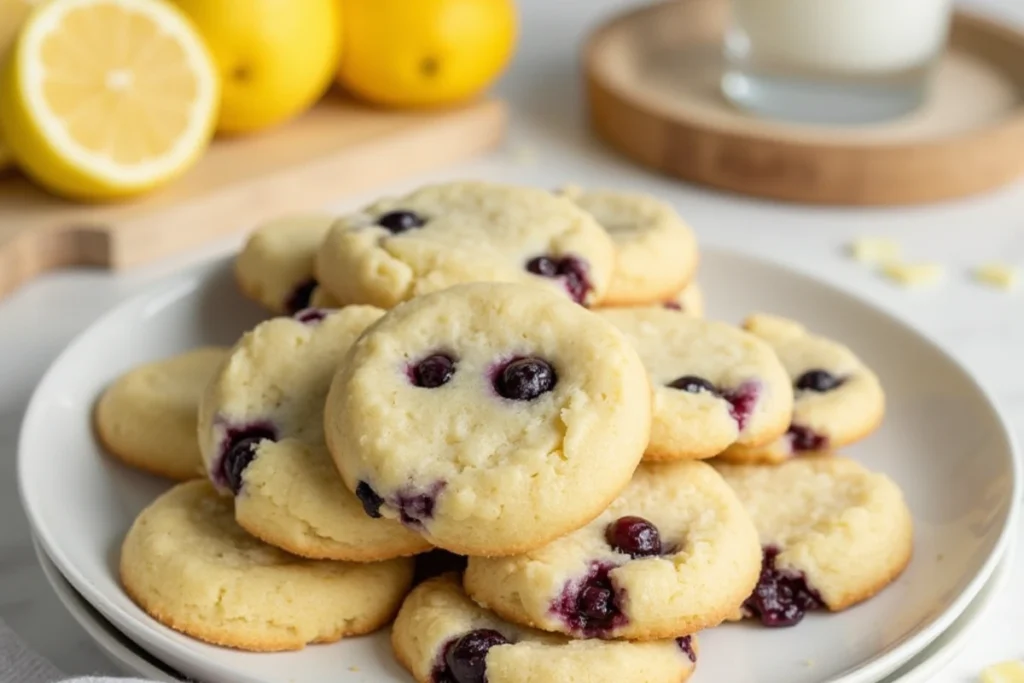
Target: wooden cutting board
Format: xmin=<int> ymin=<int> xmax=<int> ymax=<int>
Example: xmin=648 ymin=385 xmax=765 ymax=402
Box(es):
xmin=0 ymin=92 xmax=507 ymax=300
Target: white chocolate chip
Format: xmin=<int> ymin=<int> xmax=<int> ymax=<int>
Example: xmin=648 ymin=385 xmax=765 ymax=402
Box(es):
xmin=847 ymin=237 xmax=902 ymax=265
xmin=980 ymin=661 xmax=1024 ymax=683
xmin=973 ymin=263 xmax=1019 ymax=291
xmin=881 ymin=262 xmax=945 ymax=288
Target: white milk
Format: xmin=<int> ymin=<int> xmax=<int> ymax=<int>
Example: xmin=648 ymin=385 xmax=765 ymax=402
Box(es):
xmin=731 ymin=0 xmax=954 ymax=74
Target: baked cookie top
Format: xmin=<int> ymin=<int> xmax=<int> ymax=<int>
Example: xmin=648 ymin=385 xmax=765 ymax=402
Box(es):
xmin=326 ymin=282 xmax=652 ymax=556
xmin=721 ymin=314 xmax=885 ymax=463
xmin=234 ymin=214 xmax=335 ymax=314
xmin=464 ymin=461 xmax=761 ymax=640
xmin=120 ymin=480 xmax=414 ymax=651
xmin=95 ymin=347 xmax=228 ymax=481
xmin=197 ymin=306 xmax=429 ymax=562
xmin=561 ymin=186 xmax=698 ymax=306
xmin=392 ymin=575 xmax=698 ymax=683
xmin=715 ymin=456 xmax=913 ymax=626
xmin=596 ymin=307 xmax=792 ymax=461
xmin=314 ymin=182 xmax=616 ymax=308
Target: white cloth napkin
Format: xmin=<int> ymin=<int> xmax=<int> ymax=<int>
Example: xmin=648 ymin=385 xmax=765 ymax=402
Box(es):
xmin=0 ymin=618 xmax=155 ymax=683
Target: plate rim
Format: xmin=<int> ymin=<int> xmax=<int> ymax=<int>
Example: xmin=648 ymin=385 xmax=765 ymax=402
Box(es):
xmin=32 ymin=537 xmax=183 ymax=682
xmin=18 ymin=249 xmax=1023 ymax=683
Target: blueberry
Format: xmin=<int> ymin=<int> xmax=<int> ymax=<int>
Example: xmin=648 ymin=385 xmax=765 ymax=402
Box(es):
xmin=494 ymin=358 xmax=557 ymax=401
xmin=742 ymin=546 xmax=823 ymax=627
xmin=218 ymin=424 xmax=276 ymax=494
xmin=377 ymin=210 xmax=425 ymax=234
xmin=525 ymin=255 xmax=593 ymax=304
xmin=666 ymin=375 xmax=718 ymax=395
xmin=794 ymin=369 xmax=844 ymax=393
xmin=788 ymin=424 xmax=829 ymax=452
xmin=355 ymin=481 xmax=384 ymax=518
xmin=676 ymin=635 xmax=697 ymax=663
xmin=285 ymin=279 xmax=317 ymax=315
xmin=549 ymin=562 xmax=627 ymax=637
xmin=526 ymin=256 xmax=559 ymax=277
xmin=411 ymin=354 xmax=456 ymax=388
xmin=723 ymin=381 xmax=761 ymax=431
xmin=606 ymin=516 xmax=663 ymax=558
xmin=443 ymin=629 xmax=509 ymax=683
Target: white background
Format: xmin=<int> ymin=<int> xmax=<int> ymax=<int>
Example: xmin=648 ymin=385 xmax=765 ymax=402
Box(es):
xmin=1 ymin=0 xmax=1023 ymax=679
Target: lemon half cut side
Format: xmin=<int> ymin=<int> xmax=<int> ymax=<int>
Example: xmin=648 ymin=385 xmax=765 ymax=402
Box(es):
xmin=0 ymin=0 xmax=219 ymax=200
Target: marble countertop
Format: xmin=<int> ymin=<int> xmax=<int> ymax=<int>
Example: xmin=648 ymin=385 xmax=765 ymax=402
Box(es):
xmin=2 ymin=0 xmax=1023 ymax=680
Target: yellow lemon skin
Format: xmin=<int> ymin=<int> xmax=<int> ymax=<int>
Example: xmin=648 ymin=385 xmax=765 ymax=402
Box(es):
xmin=0 ymin=0 xmax=40 ymax=171
xmin=170 ymin=0 xmax=342 ymax=135
xmin=0 ymin=1 xmax=219 ymax=201
xmin=339 ymin=0 xmax=517 ymax=108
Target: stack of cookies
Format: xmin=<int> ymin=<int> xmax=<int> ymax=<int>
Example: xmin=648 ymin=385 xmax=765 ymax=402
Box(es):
xmin=97 ymin=181 xmax=913 ymax=683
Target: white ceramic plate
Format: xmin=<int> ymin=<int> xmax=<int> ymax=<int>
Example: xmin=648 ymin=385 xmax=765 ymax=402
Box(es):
xmin=19 ymin=252 xmax=1020 ymax=683
xmin=34 ymin=533 xmax=1015 ymax=683
xmin=33 ymin=538 xmax=181 ymax=682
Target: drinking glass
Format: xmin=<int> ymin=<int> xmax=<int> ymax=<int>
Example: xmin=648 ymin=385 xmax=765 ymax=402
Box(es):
xmin=721 ymin=0 xmax=955 ymax=125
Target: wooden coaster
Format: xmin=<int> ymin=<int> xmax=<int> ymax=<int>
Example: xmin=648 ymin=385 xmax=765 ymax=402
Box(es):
xmin=586 ymin=0 xmax=1024 ymax=206
xmin=0 ymin=94 xmax=505 ymax=301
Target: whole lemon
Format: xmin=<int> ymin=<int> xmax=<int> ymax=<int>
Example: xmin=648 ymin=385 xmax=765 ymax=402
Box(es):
xmin=169 ymin=0 xmax=341 ymax=134
xmin=338 ymin=0 xmax=516 ymax=108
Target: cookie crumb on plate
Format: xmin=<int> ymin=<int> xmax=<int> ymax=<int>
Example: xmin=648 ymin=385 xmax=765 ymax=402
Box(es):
xmin=847 ymin=237 xmax=901 ymax=264
xmin=973 ymin=263 xmax=1019 ymax=290
xmin=980 ymin=660 xmax=1024 ymax=683
xmin=881 ymin=262 xmax=945 ymax=288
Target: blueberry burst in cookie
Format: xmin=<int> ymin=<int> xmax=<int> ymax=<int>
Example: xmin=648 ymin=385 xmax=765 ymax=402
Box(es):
xmin=392 ymin=575 xmax=699 ymax=683
xmin=464 ymin=461 xmax=762 ymax=640
xmin=716 ymin=457 xmax=913 ymax=627
xmin=596 ymin=307 xmax=793 ymax=462
xmin=720 ymin=314 xmax=885 ymax=464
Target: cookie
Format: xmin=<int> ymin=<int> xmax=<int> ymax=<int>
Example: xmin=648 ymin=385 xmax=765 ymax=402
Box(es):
xmin=95 ymin=347 xmax=228 ymax=481
xmin=197 ymin=306 xmax=430 ymax=561
xmin=392 ymin=575 xmax=698 ymax=683
xmin=714 ymin=457 xmax=913 ymax=626
xmin=325 ymin=282 xmax=652 ymax=557
xmin=234 ymin=214 xmax=335 ymax=314
xmin=120 ymin=480 xmax=414 ymax=651
xmin=720 ymin=314 xmax=885 ymax=464
xmin=314 ymin=181 xmax=616 ymax=309
xmin=596 ymin=307 xmax=793 ymax=461
xmin=667 ymin=282 xmax=704 ymax=316
xmin=560 ymin=186 xmax=698 ymax=306
xmin=464 ymin=461 xmax=760 ymax=640
xmin=599 ymin=282 xmax=705 ymax=317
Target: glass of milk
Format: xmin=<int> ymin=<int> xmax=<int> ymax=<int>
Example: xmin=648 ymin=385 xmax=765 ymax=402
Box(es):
xmin=721 ymin=0 xmax=954 ymax=125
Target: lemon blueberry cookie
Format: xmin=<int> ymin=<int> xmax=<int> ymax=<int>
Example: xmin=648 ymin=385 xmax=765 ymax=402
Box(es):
xmin=95 ymin=347 xmax=228 ymax=480
xmin=715 ymin=456 xmax=913 ymax=626
xmin=464 ymin=461 xmax=760 ymax=640
xmin=559 ymin=186 xmax=698 ymax=306
xmin=314 ymin=181 xmax=616 ymax=309
xmin=720 ymin=314 xmax=884 ymax=464
xmin=325 ymin=282 xmax=652 ymax=557
xmin=235 ymin=213 xmax=337 ymax=314
xmin=392 ymin=575 xmax=698 ymax=683
xmin=197 ymin=305 xmax=430 ymax=561
xmin=596 ymin=307 xmax=793 ymax=461
xmin=120 ymin=480 xmax=414 ymax=651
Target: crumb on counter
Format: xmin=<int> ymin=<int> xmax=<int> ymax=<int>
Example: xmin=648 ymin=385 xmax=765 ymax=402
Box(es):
xmin=973 ymin=263 xmax=1019 ymax=291
xmin=881 ymin=262 xmax=945 ymax=288
xmin=980 ymin=660 xmax=1024 ymax=683
xmin=847 ymin=237 xmax=902 ymax=265
xmin=348 ymin=666 xmax=360 ymax=672
xmin=801 ymin=659 xmax=815 ymax=668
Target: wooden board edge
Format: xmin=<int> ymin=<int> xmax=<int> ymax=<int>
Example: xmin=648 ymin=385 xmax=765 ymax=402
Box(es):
xmin=100 ymin=99 xmax=507 ymax=269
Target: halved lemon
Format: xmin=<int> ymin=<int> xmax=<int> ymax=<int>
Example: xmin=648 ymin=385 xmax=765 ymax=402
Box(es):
xmin=0 ymin=0 xmax=219 ymax=200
